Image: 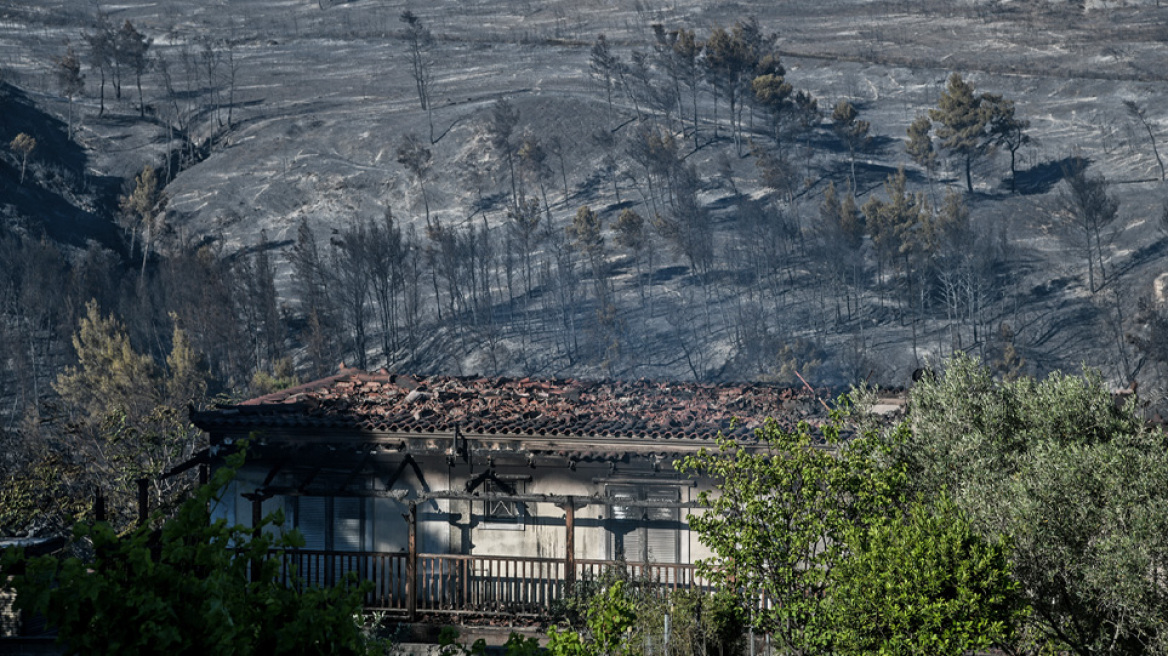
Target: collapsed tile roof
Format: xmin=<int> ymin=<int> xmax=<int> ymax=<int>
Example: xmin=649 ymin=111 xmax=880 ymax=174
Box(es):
xmin=192 ymin=368 xmax=833 ymax=444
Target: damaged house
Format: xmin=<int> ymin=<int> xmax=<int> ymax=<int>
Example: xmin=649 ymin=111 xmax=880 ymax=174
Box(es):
xmin=191 ymin=368 xmax=823 ymax=617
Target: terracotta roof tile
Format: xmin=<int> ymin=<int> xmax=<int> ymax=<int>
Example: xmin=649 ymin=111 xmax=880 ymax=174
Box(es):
xmin=194 ymin=371 xmax=831 ymax=442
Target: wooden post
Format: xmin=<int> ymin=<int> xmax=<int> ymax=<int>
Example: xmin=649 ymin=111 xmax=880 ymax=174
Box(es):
xmin=406 ymin=501 xmax=417 ymax=622
xmin=565 ymin=497 xmax=576 ymax=596
xmin=136 ymin=478 xmax=149 ymax=526
xmin=249 ymin=494 xmax=264 ymax=583
xmin=95 ymin=487 xmax=106 ymax=523
xmin=251 ymin=496 xmax=263 ymax=536
xmin=198 ymin=463 xmax=209 ymax=487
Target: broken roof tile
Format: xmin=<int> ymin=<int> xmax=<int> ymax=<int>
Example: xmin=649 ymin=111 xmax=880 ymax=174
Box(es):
xmin=194 ymin=370 xmax=837 ymax=442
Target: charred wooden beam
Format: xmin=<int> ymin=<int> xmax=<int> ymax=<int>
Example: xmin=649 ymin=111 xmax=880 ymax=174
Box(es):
xmin=340 ymin=445 xmax=375 ymax=490
xmin=564 ymin=497 xmax=576 ymax=594
xmin=297 ymin=464 xmax=323 ymax=492
xmin=137 ymin=478 xmax=149 ymax=526
xmin=383 ymin=454 xmax=429 ymax=492
xmin=420 ymin=491 xmax=702 ymax=508
xmin=259 ymin=486 xmax=408 ymax=500
xmin=465 ymin=469 xmax=515 ymax=495
xmin=159 ymin=448 xmax=211 ymax=480
xmin=405 ymin=501 xmax=417 ymax=622
xmin=262 ymin=458 xmax=288 ymax=487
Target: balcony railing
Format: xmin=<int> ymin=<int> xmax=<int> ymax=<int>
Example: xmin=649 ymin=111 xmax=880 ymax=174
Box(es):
xmin=275 ymin=550 xmax=712 ymax=616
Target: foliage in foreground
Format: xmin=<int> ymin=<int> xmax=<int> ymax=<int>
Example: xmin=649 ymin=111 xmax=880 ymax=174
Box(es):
xmin=1 ymin=446 xmax=384 ymax=656
xmin=675 ymin=404 xmax=909 ymax=653
xmin=552 ymin=566 xmax=746 ymax=656
xmin=1 ymin=301 xmax=209 ymax=537
xmin=828 ymin=493 xmax=1025 ymax=656
xmin=677 ymin=394 xmax=1027 ymax=655
xmin=905 ymin=353 xmax=1168 ymax=655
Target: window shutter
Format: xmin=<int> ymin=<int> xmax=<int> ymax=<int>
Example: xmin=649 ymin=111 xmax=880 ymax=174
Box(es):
xmin=334 ymin=497 xmax=364 ymax=552
xmin=296 ymin=497 xmax=327 ymax=551
xmin=644 ymin=488 xmax=679 ymax=566
xmin=608 ymin=486 xmax=644 ymax=562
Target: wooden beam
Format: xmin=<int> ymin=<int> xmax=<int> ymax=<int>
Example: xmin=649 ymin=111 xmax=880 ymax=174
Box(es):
xmin=261 ymin=459 xmax=288 ymax=487
xmin=260 ymin=486 xmax=408 ymax=500
xmin=420 ymin=491 xmax=703 ymax=508
xmin=297 ymin=464 xmax=323 ymax=492
xmin=340 ymin=445 xmax=375 ymax=490
xmin=564 ymin=497 xmax=576 ymax=595
xmin=465 ymin=469 xmax=516 ymax=494
xmin=250 ymin=488 xmax=700 ymax=508
xmin=406 ymin=501 xmax=417 ymax=622
xmin=95 ymin=487 xmax=106 ymax=523
xmin=137 ymin=478 xmax=149 ymax=526
xmin=158 ymin=448 xmax=210 ymax=480
xmin=250 ymin=494 xmax=263 ymax=583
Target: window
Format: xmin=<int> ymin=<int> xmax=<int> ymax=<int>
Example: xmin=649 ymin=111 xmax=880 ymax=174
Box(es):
xmin=606 ymin=485 xmax=679 ymax=564
xmin=286 ymin=496 xmax=369 ymax=587
xmin=481 ymin=479 xmax=525 ymax=530
xmin=288 ymin=496 xmax=368 ymax=552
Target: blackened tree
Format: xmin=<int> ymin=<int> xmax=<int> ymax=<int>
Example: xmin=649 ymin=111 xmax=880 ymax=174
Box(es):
xmin=115 ymin=21 xmax=151 ymax=117
xmin=54 ymin=44 xmax=85 ymax=139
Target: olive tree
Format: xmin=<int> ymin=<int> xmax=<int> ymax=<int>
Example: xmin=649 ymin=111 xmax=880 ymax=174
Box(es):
xmin=903 ymin=354 xmax=1168 ymax=655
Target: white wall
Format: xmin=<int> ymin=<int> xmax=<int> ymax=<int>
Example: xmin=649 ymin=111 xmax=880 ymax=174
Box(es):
xmin=224 ymin=453 xmax=716 ymax=564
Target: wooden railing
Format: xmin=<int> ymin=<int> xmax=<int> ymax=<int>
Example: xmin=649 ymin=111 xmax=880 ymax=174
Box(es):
xmin=274 ymin=550 xmax=710 ymax=615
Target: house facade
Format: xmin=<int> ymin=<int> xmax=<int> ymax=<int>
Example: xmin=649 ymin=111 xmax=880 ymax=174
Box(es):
xmin=191 ymin=369 xmax=823 ymax=615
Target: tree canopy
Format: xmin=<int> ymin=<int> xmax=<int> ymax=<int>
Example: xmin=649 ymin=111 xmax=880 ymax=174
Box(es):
xmin=827 ymin=494 xmax=1024 ymax=656
xmin=928 ymin=73 xmax=1019 ymax=193
xmin=903 ymin=353 xmax=1168 ymax=655
xmin=1 ymin=447 xmax=384 ymax=655
xmin=676 ymin=405 xmax=908 ymax=653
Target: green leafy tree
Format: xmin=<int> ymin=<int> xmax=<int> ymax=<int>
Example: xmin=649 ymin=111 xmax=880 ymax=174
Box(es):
xmin=828 ymin=493 xmax=1026 ymax=656
xmin=676 ymin=403 xmax=907 ymax=654
xmin=55 ymin=300 xmax=159 ymax=422
xmin=568 ymin=205 xmax=604 ymax=255
xmin=614 ymin=208 xmax=645 ymax=253
xmin=820 ymin=181 xmax=863 ymax=251
xmin=547 ymin=581 xmax=638 ymax=656
xmin=929 ymin=73 xmax=1006 ymax=193
xmin=861 ymin=166 xmax=934 ymax=311
xmin=45 ymin=302 xmax=208 ymax=531
xmin=1 ymin=447 xmax=383 ymax=655
xmin=903 ymin=354 xmax=1168 ymax=655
